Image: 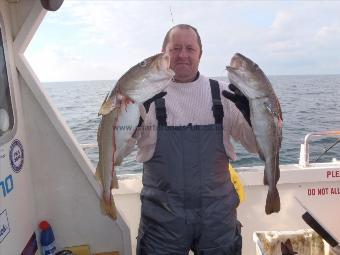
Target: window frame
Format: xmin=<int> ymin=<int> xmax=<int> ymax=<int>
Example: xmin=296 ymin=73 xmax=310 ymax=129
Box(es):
xmin=0 ymin=12 xmax=17 ymax=145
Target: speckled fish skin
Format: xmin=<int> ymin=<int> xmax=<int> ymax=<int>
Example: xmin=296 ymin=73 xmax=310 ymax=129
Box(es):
xmin=226 ymin=53 xmax=283 ymax=215
xmin=96 ymin=53 xmax=174 ymax=220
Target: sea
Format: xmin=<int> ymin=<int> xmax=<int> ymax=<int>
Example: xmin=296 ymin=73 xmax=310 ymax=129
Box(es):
xmin=44 ymin=75 xmax=340 ymax=175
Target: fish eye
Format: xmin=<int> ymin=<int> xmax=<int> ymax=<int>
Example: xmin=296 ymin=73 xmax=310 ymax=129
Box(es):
xmin=139 ymin=60 xmax=147 ymax=67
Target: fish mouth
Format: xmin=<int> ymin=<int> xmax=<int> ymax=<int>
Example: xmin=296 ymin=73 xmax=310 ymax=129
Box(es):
xmin=230 ymin=55 xmax=244 ymax=69
xmin=230 ymin=53 xmax=259 ymax=71
xmin=226 ymin=65 xmax=237 ymax=72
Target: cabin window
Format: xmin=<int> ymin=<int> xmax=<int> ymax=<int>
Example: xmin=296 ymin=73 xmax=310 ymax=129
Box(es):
xmin=0 ymin=28 xmax=14 ymax=140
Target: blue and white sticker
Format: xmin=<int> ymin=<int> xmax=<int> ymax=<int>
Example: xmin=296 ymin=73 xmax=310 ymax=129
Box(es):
xmin=0 ymin=209 xmax=10 ymax=243
xmin=9 ymin=139 xmax=24 ymax=173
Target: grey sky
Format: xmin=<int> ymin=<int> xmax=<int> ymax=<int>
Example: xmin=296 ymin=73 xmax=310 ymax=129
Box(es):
xmin=26 ymin=1 xmax=340 ymax=82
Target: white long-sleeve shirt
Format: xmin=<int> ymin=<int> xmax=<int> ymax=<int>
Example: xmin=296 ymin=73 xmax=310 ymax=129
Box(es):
xmin=133 ymin=74 xmax=258 ymax=162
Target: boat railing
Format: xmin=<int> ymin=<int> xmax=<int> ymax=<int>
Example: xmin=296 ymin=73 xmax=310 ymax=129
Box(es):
xmin=81 ymin=130 xmax=340 ymax=168
xmin=80 ymin=143 xmax=97 ymax=150
xmin=299 ymin=130 xmax=340 ymax=167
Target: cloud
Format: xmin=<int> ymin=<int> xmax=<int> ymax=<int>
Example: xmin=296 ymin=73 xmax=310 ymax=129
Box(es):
xmin=314 ymin=23 xmax=340 ymax=47
xmin=25 ymin=44 xmax=119 ymax=81
xmin=26 ymin=1 xmax=340 ymax=81
xmin=272 ymin=11 xmax=294 ymax=31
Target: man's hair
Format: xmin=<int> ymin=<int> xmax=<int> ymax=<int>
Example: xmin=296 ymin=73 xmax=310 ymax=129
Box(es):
xmin=161 ymin=24 xmax=202 ymax=55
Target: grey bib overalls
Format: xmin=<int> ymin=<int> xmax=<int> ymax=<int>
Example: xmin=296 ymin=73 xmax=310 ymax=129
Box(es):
xmin=137 ymin=79 xmax=242 ymax=255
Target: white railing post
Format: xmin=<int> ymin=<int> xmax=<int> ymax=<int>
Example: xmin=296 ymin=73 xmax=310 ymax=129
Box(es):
xmin=299 ymin=143 xmax=308 ymax=167
xmin=299 ymin=131 xmax=340 ymax=168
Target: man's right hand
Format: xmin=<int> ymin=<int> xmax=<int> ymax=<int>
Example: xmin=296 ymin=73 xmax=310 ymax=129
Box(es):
xmin=143 ymin=92 xmax=167 ymax=113
xmin=137 ymin=92 xmax=167 ymax=127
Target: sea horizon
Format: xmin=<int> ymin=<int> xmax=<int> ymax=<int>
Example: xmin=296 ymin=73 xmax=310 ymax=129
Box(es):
xmin=42 ymin=73 xmax=340 ymax=85
xmin=43 ymin=74 xmax=340 ymax=174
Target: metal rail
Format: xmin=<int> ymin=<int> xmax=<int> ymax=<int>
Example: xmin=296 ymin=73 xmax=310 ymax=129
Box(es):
xmin=82 ymin=131 xmax=340 ymax=167
xmin=81 ymin=143 xmax=97 ymax=149
xmin=299 ymin=130 xmax=340 ymax=167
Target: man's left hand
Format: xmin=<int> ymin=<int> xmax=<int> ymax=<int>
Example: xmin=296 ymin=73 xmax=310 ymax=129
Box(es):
xmin=222 ymin=84 xmax=251 ymax=127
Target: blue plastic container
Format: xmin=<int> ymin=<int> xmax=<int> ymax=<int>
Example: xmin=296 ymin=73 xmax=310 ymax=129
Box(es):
xmin=39 ymin=220 xmax=57 ymax=255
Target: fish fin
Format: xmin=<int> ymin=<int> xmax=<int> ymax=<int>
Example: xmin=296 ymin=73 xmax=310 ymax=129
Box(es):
xmin=261 ymin=151 xmax=268 ymax=185
xmin=276 ymin=158 xmax=280 ymax=184
xmin=259 ymin=151 xmax=265 ymax=162
xmin=95 ymin=162 xmax=102 ymax=182
xmin=265 ymin=186 xmax=280 ymax=214
xmin=114 ymin=138 xmax=137 ymax=167
xmin=263 ymin=167 xmax=269 ymax=185
xmin=114 ymin=154 xmax=123 ymax=166
xmin=111 ymin=174 xmax=119 ymax=189
xmin=97 ymin=118 xmax=102 ymax=143
xmin=275 ymin=95 xmax=283 ymax=121
xmin=100 ymin=193 xmax=117 ymax=220
xmin=99 ymin=99 xmax=114 ymax=116
xmin=138 ymin=103 xmax=147 ymax=121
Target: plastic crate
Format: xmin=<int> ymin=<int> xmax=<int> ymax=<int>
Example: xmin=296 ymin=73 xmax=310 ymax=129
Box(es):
xmin=253 ymin=229 xmax=337 ymax=255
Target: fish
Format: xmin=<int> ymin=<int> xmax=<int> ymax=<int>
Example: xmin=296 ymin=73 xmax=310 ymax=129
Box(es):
xmin=226 ymin=53 xmax=283 ymax=214
xmin=96 ymin=53 xmax=174 ymax=220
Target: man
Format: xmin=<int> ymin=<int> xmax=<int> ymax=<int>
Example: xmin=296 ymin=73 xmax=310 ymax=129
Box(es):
xmin=133 ymin=24 xmax=258 ymax=254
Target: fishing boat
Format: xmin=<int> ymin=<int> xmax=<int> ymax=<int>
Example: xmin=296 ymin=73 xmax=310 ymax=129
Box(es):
xmin=0 ymin=1 xmax=339 ymax=254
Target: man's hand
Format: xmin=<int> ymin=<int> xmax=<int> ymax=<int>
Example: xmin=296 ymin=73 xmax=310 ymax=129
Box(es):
xmin=137 ymin=91 xmax=167 ymax=127
xmin=222 ymin=84 xmax=251 ymax=127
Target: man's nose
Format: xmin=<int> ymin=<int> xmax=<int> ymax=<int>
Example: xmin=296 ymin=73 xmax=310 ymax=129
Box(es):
xmin=178 ymin=48 xmax=188 ymax=58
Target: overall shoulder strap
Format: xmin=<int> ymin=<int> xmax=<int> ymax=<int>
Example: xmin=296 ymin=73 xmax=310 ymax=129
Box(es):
xmin=209 ymin=79 xmax=224 ymax=124
xmin=155 ymin=98 xmax=167 ymax=126
xmin=137 ymin=97 xmax=167 ymax=127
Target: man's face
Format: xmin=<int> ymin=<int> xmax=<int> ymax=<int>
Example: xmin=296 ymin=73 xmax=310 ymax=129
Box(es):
xmin=165 ymin=28 xmax=201 ymax=83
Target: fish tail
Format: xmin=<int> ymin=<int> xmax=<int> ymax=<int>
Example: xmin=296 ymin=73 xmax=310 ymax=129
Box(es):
xmin=100 ymin=193 xmax=117 ymax=220
xmin=265 ymin=186 xmax=280 ymax=214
